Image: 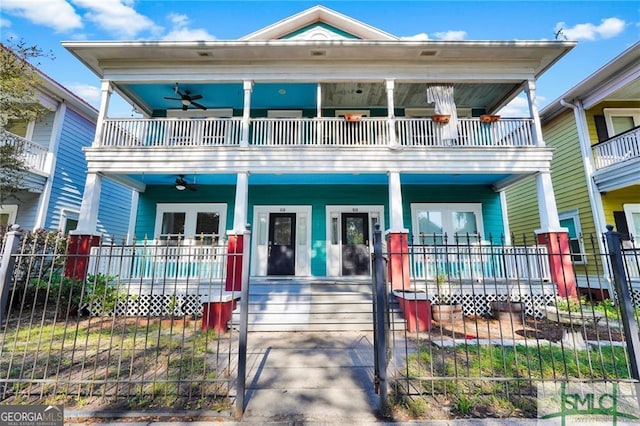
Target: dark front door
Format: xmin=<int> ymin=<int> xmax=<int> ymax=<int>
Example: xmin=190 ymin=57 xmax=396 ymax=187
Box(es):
xmin=267 ymin=213 xmax=296 ymax=276
xmin=341 ymin=213 xmax=370 ymax=276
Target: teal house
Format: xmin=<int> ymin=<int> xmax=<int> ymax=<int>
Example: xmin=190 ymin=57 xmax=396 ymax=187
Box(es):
xmin=64 ymin=6 xmax=574 ymax=286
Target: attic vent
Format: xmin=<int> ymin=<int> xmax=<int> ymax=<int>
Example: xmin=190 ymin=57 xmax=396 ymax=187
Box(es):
xmin=310 ymin=50 xmax=326 ymax=57
xmin=420 ymin=50 xmax=437 ymax=56
xmin=198 ymin=51 xmax=211 ymax=57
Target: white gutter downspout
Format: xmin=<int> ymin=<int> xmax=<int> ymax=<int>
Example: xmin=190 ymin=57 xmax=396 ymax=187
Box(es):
xmin=560 ymin=98 xmax=610 ymax=288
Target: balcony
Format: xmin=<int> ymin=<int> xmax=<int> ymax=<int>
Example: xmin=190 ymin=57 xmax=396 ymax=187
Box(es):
xmin=99 ymin=117 xmax=536 ymax=148
xmin=592 ymin=126 xmax=640 ymax=170
xmin=1 ymin=131 xmax=49 ymax=174
xmin=591 ymin=126 xmax=640 ymax=192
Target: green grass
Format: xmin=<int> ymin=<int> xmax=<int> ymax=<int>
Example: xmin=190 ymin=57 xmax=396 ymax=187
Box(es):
xmin=0 ymin=316 xmax=232 ymax=411
xmin=410 ymin=343 xmax=630 ymax=381
xmin=390 ymin=342 xmax=633 ymax=419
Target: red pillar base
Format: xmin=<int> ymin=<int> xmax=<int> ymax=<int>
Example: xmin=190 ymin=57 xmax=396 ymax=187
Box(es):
xmin=65 ymin=234 xmax=101 ymax=281
xmin=386 ymin=232 xmax=410 ymax=291
xmin=225 ymin=234 xmax=244 ymax=292
xmin=537 ymin=231 xmax=578 ymax=299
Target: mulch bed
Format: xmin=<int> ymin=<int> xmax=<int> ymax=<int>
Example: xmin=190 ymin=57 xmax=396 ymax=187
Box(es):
xmin=424 ymin=315 xmax=626 ymax=343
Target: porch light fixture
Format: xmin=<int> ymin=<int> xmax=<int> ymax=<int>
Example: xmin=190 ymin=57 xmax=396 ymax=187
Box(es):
xmin=175 ymin=175 xmax=188 ymax=191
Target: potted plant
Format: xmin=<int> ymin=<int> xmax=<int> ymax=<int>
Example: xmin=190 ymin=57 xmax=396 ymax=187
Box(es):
xmin=480 ymin=114 xmax=500 ymax=123
xmin=431 ymin=114 xmax=451 ymax=124
xmin=431 ymin=272 xmax=463 ymax=323
xmin=490 ymin=300 xmax=525 ymax=325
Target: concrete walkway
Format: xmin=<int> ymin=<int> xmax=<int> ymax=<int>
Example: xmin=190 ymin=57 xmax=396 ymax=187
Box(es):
xmin=241 ymin=330 xmax=381 ymax=424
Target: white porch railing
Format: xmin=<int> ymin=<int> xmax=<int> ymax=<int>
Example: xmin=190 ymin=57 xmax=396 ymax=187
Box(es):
xmin=410 ymin=245 xmax=551 ymax=281
xmin=98 ymin=117 xmax=536 ymax=148
xmin=592 ymin=126 xmax=640 ymax=169
xmin=396 ymin=118 xmax=535 ymax=147
xmin=101 ymin=118 xmax=243 ymax=147
xmin=250 ymin=117 xmax=390 ymax=146
xmin=1 ymin=131 xmax=49 ymax=173
xmin=89 ymin=243 xmax=227 ymax=280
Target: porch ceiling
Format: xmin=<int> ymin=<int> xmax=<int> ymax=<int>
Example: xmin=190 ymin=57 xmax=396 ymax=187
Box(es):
xmin=125 ymin=172 xmax=511 ymax=187
xmin=124 ymin=81 xmax=521 ymax=114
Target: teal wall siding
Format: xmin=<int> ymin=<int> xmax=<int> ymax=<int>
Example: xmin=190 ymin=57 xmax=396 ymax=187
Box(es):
xmin=135 ymin=183 xmax=503 ymax=275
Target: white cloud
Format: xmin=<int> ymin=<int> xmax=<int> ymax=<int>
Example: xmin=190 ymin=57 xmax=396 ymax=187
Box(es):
xmin=400 ymin=33 xmax=429 ymax=41
xmin=554 ymin=17 xmax=626 ymax=41
xmin=497 ymin=95 xmax=535 ymax=118
xmin=1 ymin=17 xmax=11 ymax=29
xmin=2 ymin=0 xmax=82 ymax=32
xmin=433 ymin=30 xmax=467 ymax=41
xmin=71 ymin=0 xmax=161 ymax=39
xmin=161 ymin=13 xmax=216 ymax=41
xmin=65 ymin=82 xmax=101 ymax=106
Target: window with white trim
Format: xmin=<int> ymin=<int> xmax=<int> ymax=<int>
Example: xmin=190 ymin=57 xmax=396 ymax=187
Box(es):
xmin=411 ymin=203 xmax=484 ymax=245
xmin=603 ymin=108 xmax=640 ymax=137
xmin=154 ymin=203 xmax=226 ymax=244
xmin=559 ymin=210 xmax=585 ymax=264
xmin=624 ymin=204 xmax=640 ymax=247
xmin=0 ymin=205 xmax=18 ymax=232
xmin=60 ymin=209 xmax=79 ymax=234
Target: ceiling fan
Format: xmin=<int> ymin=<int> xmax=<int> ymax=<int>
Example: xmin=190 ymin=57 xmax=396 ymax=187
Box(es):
xmin=164 ymin=83 xmax=207 ymax=111
xmin=174 ymin=175 xmax=197 ymax=191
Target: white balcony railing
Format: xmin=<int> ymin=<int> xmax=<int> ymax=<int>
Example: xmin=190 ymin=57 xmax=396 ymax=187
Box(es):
xmin=1 ymin=132 xmax=49 ymax=173
xmin=592 ymin=127 xmax=640 ymax=169
xmin=99 ymin=117 xmax=535 ymax=148
xmin=396 ymin=118 xmax=535 ymax=147
xmin=101 ymin=118 xmax=243 ymax=147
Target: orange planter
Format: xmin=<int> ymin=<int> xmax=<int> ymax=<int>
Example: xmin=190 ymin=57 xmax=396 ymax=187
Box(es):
xmin=480 ymin=114 xmax=500 ymax=123
xmin=431 ymin=114 xmax=451 ymax=124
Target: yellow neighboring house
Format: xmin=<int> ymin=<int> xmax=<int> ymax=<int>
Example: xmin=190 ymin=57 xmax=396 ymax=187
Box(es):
xmin=506 ymin=41 xmax=639 ymax=299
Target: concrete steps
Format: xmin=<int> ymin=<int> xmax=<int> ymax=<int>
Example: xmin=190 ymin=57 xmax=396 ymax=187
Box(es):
xmin=231 ymin=278 xmax=406 ymax=331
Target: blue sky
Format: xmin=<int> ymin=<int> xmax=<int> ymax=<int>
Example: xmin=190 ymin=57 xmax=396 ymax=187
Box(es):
xmin=1 ymin=1 xmax=638 ymax=117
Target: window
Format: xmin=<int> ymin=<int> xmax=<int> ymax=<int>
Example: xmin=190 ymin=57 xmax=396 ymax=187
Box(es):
xmin=603 ymin=108 xmax=640 ymax=137
xmin=411 ymin=203 xmax=483 ymax=245
xmin=624 ymin=204 xmax=640 ymax=248
xmin=60 ymin=210 xmax=79 ymax=234
xmin=155 ymin=203 xmax=226 ymax=244
xmin=1 ymin=205 xmax=18 ymax=233
xmin=559 ymin=210 xmax=585 ymax=264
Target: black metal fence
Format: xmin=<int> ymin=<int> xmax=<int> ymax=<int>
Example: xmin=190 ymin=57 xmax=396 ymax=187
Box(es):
xmin=373 ymin=228 xmax=640 ymax=418
xmin=0 ymin=227 xmax=247 ymax=414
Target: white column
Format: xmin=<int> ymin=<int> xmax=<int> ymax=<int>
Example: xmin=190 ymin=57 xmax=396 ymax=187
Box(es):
xmin=535 ymin=172 xmax=564 ymax=233
xmin=233 ymin=171 xmax=249 ymax=232
xmin=93 ymin=80 xmax=113 ymax=146
xmin=385 ymin=79 xmax=397 ymax=146
xmin=316 ymin=83 xmax=322 ymax=118
xmin=388 ymin=171 xmax=407 ymax=232
xmin=34 ymin=102 xmax=66 ymax=229
xmin=241 ymin=80 xmax=253 ymax=148
xmin=525 ymin=80 xmax=544 ymax=146
xmin=74 ymin=172 xmax=103 ymax=234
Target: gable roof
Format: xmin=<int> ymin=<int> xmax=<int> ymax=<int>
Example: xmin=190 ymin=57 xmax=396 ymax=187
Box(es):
xmin=240 ymin=5 xmax=398 ymax=41
xmin=541 ymin=41 xmax=640 ymax=121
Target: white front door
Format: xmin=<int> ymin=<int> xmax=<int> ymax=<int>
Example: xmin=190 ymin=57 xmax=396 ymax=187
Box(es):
xmin=326 ymin=205 xmax=384 ymax=277
xmin=252 ymin=205 xmax=311 ymax=276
